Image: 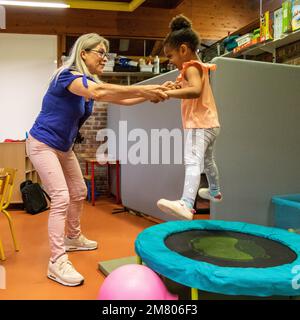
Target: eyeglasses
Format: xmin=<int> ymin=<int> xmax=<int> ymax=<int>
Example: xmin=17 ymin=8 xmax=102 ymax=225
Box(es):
xmin=85 ymin=49 xmax=109 ymax=59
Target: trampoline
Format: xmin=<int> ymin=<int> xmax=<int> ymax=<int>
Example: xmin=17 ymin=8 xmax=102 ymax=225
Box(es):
xmin=135 ymin=220 xmax=300 ymax=299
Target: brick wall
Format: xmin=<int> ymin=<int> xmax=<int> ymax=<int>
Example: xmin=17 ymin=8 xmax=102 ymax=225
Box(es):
xmin=73 ymin=101 xmax=108 ymax=194
xmin=277 ymin=40 xmax=300 ymax=64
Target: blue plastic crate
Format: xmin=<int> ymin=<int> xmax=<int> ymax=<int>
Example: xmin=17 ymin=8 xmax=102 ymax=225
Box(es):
xmin=272 ymin=194 xmax=300 ymax=230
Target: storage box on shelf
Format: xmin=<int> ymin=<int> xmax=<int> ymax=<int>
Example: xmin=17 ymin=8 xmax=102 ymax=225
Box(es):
xmin=274 ymin=8 xmax=284 ymax=40
xmin=235 ymin=33 xmax=253 ymax=47
xmin=292 ymin=0 xmax=300 ymax=31
xmin=139 ymin=64 xmax=153 ymax=72
xmin=207 ymin=1 xmax=300 ymax=63
xmin=222 ymin=28 xmax=300 ymax=59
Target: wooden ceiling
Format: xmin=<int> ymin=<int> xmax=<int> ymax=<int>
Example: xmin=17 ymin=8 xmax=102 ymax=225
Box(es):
xmin=88 ymin=0 xmax=184 ymax=9
xmin=142 ymin=0 xmax=184 ymax=9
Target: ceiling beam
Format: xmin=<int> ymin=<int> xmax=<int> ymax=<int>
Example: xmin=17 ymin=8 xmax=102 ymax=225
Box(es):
xmin=142 ymin=0 xmax=184 ymax=9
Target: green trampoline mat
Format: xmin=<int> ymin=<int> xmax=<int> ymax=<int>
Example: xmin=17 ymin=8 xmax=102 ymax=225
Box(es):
xmin=191 ymin=236 xmax=269 ymax=261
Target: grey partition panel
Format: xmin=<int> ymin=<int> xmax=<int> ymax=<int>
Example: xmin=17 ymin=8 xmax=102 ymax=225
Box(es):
xmin=108 ymin=60 xmax=300 ymax=225
xmin=210 ymin=57 xmax=300 ymax=226
xmin=107 ymin=71 xmax=185 ymax=221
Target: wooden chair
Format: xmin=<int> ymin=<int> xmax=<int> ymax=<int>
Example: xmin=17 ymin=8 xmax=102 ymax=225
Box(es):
xmin=0 ymin=168 xmax=20 ymax=260
xmin=0 ymin=173 xmax=9 ymax=260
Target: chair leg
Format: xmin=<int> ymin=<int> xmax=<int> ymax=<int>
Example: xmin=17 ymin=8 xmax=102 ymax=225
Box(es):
xmin=0 ymin=238 xmax=5 ymax=260
xmin=2 ymin=209 xmax=19 ymax=252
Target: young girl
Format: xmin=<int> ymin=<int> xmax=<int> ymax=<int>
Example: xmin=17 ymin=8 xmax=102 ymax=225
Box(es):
xmin=157 ymin=15 xmax=222 ymax=220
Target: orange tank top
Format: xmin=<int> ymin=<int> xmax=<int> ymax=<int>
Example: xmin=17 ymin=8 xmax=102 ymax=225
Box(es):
xmin=176 ymin=60 xmax=220 ymax=129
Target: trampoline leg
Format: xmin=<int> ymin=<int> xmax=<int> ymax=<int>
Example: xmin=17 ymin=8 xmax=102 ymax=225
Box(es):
xmin=136 ymin=255 xmax=142 ymax=265
xmin=191 ymin=288 xmax=198 ymax=300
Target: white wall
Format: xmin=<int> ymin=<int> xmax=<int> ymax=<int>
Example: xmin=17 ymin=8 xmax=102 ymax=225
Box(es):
xmin=0 ymin=33 xmax=57 ymax=141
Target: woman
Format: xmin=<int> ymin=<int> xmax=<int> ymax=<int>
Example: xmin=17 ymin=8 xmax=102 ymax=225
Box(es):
xmin=26 ymin=33 xmax=168 ymax=287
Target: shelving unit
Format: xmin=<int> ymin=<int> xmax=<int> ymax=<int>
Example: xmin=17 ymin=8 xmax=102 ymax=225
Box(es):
xmin=0 ymin=142 xmax=40 ymax=203
xmin=222 ymin=29 xmax=300 ymax=62
xmin=101 ymin=71 xmax=160 ymax=85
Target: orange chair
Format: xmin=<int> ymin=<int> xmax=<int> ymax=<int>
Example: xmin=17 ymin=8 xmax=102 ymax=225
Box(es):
xmin=0 ymin=168 xmax=19 ymax=260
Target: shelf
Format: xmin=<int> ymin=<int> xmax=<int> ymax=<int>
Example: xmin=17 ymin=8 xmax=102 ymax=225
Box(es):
xmin=221 ymin=29 xmax=300 ymax=59
xmin=258 ymin=29 xmax=300 ymax=52
xmin=101 ymin=72 xmax=157 ymax=77
xmin=101 ymin=71 xmax=161 ymax=85
xmin=222 ymin=51 xmax=234 ymax=58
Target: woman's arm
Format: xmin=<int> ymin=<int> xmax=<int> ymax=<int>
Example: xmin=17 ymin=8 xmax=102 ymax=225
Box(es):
xmin=67 ymin=77 xmax=168 ymax=102
xmin=113 ymin=97 xmax=147 ymax=106
xmin=165 ymin=66 xmax=203 ymax=99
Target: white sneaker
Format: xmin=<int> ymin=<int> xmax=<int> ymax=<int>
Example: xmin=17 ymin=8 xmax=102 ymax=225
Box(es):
xmin=157 ymin=199 xmax=194 ymax=220
xmin=65 ymin=234 xmax=98 ymax=252
xmin=198 ymin=188 xmax=223 ymax=202
xmin=47 ymin=254 xmax=84 ymax=286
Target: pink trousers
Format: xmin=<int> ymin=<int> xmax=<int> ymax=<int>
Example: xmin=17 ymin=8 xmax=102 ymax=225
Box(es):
xmin=26 ymin=135 xmax=87 ymax=262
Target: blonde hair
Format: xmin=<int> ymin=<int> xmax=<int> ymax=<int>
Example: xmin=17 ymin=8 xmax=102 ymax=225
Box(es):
xmin=52 ymin=33 xmax=109 ymax=84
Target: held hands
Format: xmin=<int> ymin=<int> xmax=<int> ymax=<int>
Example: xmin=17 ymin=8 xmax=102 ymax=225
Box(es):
xmin=162 ymin=81 xmax=181 ymax=90
xmin=149 ymin=81 xmax=181 ymax=103
xmin=140 ymin=81 xmax=181 ymax=104
xmin=140 ymin=84 xmax=169 ymax=103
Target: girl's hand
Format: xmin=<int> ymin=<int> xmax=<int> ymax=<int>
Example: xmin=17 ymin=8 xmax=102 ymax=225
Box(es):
xmin=174 ymin=81 xmax=182 ymax=89
xmin=162 ymin=81 xmax=181 ymax=90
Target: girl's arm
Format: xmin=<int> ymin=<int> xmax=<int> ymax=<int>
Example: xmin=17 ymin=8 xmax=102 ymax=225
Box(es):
xmin=165 ymin=66 xmax=203 ymax=99
xmin=67 ymin=77 xmax=168 ymax=102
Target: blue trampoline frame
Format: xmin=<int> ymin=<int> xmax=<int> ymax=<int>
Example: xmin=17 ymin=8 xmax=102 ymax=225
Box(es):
xmin=135 ymin=220 xmax=300 ymax=298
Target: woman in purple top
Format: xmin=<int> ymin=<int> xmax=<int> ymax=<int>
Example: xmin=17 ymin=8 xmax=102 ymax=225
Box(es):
xmin=26 ymin=33 xmax=168 ymax=287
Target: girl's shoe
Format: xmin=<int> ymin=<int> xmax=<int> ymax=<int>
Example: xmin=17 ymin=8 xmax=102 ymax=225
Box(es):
xmin=157 ymin=199 xmax=194 ymax=220
xmin=198 ymin=188 xmax=222 ymax=202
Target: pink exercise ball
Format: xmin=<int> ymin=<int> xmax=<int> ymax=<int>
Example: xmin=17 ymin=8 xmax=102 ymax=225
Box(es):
xmin=97 ymin=264 xmax=178 ymax=300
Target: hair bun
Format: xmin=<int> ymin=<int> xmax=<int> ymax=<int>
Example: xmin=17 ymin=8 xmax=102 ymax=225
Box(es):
xmin=169 ymin=15 xmax=192 ymax=32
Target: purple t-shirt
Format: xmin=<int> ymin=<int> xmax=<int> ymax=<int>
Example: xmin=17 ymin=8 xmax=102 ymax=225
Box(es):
xmin=30 ymin=69 xmax=95 ymax=152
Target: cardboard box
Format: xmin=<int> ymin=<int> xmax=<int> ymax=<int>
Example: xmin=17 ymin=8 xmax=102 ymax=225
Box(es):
xmin=236 ymin=33 xmax=253 ymax=47
xmin=233 ymin=38 xmax=261 ymax=54
xmin=282 ymin=0 xmax=293 ymax=33
xmin=260 ymin=11 xmax=274 ymax=41
xmin=274 ymin=8 xmax=283 ymax=39
xmin=292 ymin=0 xmax=300 ymax=31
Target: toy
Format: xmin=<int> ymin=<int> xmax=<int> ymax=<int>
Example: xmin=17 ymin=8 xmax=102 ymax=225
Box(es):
xmin=97 ymin=264 xmax=178 ymax=300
